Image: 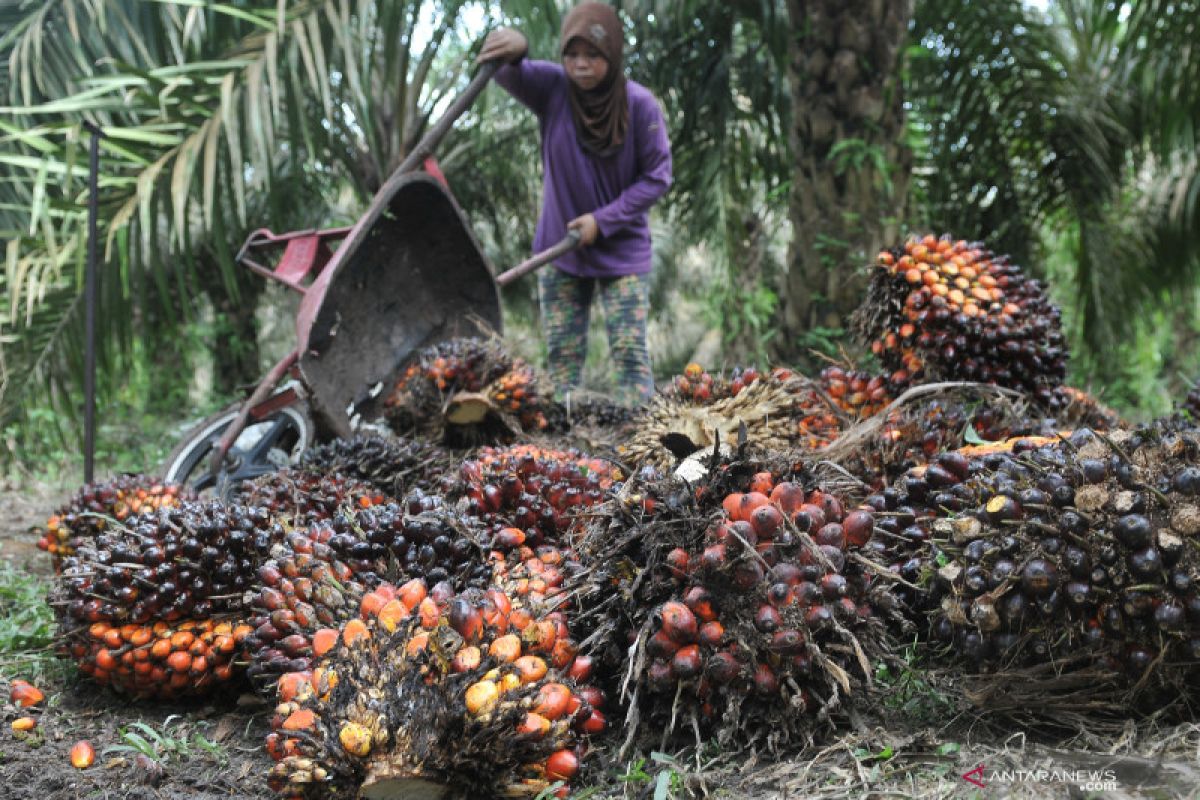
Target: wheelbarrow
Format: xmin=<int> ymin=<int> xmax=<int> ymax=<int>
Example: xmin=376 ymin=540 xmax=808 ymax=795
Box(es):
xmin=161 ymin=59 xmax=581 ymax=494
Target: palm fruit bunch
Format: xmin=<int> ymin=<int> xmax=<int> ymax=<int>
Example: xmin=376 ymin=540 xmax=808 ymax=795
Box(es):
xmin=663 ymin=364 xmax=774 ymax=405
xmin=1052 ymin=386 xmax=1124 ymax=431
xmin=572 ymin=455 xmax=898 ymax=749
xmin=1178 ymin=383 xmax=1200 ymax=422
xmin=264 ymin=574 xmax=602 ymax=799
xmin=852 ymin=233 xmax=1068 ymax=406
xmin=243 ymin=496 xmax=497 ymax=690
xmin=63 ymin=618 xmax=254 ymax=700
xmin=35 ymin=475 xmax=193 ymax=570
xmin=297 ymin=433 xmax=452 ymax=498
xmin=449 ymin=445 xmax=619 ymax=549
xmin=51 ymin=501 xmax=284 ymax=697
xmin=623 ymin=369 xmax=839 ymax=471
xmin=862 ymin=425 xmax=1200 ymax=703
xmin=383 ymin=337 xmax=556 ymax=444
xmin=231 ymin=469 xmax=390 ymax=528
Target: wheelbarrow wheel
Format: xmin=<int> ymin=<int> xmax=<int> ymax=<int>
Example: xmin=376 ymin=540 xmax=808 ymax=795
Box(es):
xmin=161 ymin=395 xmax=314 ymax=498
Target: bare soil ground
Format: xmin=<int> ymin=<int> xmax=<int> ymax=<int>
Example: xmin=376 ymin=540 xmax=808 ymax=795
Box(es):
xmin=1 ymin=479 xmax=1197 ymax=800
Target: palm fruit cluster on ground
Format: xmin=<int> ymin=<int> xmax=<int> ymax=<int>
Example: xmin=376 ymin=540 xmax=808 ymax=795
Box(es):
xmin=862 ymin=423 xmax=1200 ymax=703
xmin=853 ymin=234 xmax=1068 ymax=405
xmin=35 ymin=475 xmax=193 ymax=569
xmin=569 ymin=455 xmax=902 ymax=749
xmin=264 ymin=556 xmax=603 ymax=799
xmin=383 ymin=337 xmax=558 ymax=444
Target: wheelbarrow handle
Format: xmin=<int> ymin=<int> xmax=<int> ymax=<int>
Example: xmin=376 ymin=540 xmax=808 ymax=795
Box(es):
xmin=495 ymin=230 xmax=583 ymax=286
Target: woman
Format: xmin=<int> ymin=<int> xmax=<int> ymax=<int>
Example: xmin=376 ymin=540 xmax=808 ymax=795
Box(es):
xmin=478 ymin=2 xmax=673 ymax=405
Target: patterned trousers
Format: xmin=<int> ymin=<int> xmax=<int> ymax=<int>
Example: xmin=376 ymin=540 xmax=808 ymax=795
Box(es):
xmin=537 ymin=267 xmax=654 ymax=405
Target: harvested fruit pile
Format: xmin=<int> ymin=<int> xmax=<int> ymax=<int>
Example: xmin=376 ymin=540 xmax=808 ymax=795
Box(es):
xmin=28 ymin=256 xmax=1200 ymax=795
xmin=853 ymin=234 xmax=1068 ymax=405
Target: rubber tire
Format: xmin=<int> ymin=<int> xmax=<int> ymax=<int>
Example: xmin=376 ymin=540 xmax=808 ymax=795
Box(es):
xmin=161 ymin=397 xmax=315 ymax=498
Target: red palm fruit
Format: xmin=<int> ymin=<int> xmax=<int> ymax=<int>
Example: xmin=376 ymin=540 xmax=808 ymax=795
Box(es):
xmin=706 ymin=651 xmax=741 ymax=684
xmin=534 ymin=683 xmax=573 ymax=720
xmin=815 ymin=523 xmax=846 ymax=550
xmin=577 ymin=685 xmax=605 ymax=710
xmin=452 ymin=646 xmax=482 ymax=673
xmin=793 ymin=504 xmax=826 ymax=532
xmin=698 ymin=621 xmax=724 ymax=648
xmin=647 ymin=629 xmax=681 ymax=660
xmin=701 ymin=543 xmax=728 ymax=571
xmin=517 ymin=712 xmax=551 ymax=738
xmin=753 ymin=664 xmax=779 ymax=696
xmin=546 ymin=749 xmax=579 ymax=781
xmin=722 ymin=493 xmax=745 ymax=520
xmin=771 ymin=563 xmax=803 ymax=586
xmin=660 ymin=602 xmax=698 ymax=644
xmin=577 ymin=709 xmax=607 ymax=734
xmin=771 ymin=629 xmax=805 ymax=654
xmin=683 ymin=586 xmax=717 ymax=622
xmin=278 ymin=672 xmax=310 ymax=703
xmin=312 ymin=628 xmax=338 ymax=657
xmin=9 ymin=680 xmax=44 ymax=707
xmin=750 ymin=504 xmax=784 ymax=540
xmin=70 ymin=741 xmax=96 ymax=769
xmin=567 ymin=655 xmax=594 ymax=683
xmin=665 ymin=548 xmax=690 ymax=580
xmin=769 ymin=482 xmax=806 ymax=515
xmin=754 ymin=604 xmax=781 ymax=633
xmin=648 ymin=659 xmax=674 ymax=691
xmin=842 ymin=510 xmax=874 ymax=548
xmin=748 ymin=472 xmax=775 ymax=495
xmin=738 ymin=492 xmax=770 ymax=521
xmin=448 ymin=599 xmax=484 ymax=642
xmin=397 ymin=578 xmax=428 ymax=611
xmin=671 ymin=645 xmax=703 ymax=679
xmin=732 ymin=560 xmax=764 ymax=590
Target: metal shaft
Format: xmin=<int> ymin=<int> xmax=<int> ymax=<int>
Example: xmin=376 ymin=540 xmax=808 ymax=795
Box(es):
xmin=83 ymin=120 xmax=103 ymax=484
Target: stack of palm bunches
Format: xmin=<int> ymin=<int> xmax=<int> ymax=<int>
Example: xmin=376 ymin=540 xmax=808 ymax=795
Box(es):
xmin=52 ymin=501 xmax=283 ymax=698
xmin=297 ymin=433 xmax=452 ymax=498
xmin=383 ymin=337 xmax=557 ymax=445
xmin=862 ymin=424 xmax=1200 ymax=707
xmin=448 ymin=445 xmax=619 ymax=549
xmin=35 ymin=475 xmax=193 ymax=570
xmin=623 ymin=368 xmax=844 ymax=472
xmin=852 ymin=234 xmax=1068 ymax=407
xmin=243 ymin=495 xmax=497 ymax=690
xmin=571 ymin=455 xmax=901 ymax=749
xmin=263 ymin=568 xmax=603 ymax=799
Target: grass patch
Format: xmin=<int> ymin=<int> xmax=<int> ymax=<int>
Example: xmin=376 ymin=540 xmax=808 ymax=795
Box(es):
xmin=0 ymin=561 xmax=66 ymax=684
xmin=104 ymin=716 xmax=229 ymax=766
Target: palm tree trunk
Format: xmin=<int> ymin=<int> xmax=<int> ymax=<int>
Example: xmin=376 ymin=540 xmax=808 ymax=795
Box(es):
xmin=779 ymin=0 xmax=913 ymax=362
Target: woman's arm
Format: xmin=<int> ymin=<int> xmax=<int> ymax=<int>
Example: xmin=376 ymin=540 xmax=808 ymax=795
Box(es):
xmin=592 ymin=95 xmax=673 ymax=237
xmin=494 ymin=59 xmax=565 ymax=117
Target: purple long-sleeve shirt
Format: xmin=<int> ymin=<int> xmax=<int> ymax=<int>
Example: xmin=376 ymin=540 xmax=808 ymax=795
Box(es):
xmin=495 ymin=58 xmax=673 ymax=278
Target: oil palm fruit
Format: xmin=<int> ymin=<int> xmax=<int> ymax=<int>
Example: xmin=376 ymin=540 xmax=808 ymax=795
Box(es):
xmin=573 ymin=455 xmax=894 ymax=748
xmin=384 ymin=337 xmax=556 ymax=444
xmin=231 ymin=470 xmax=389 ymax=528
xmin=36 ymin=476 xmax=193 ymax=570
xmin=449 ymin=445 xmax=618 ymax=549
xmin=264 ymin=578 xmax=600 ymax=799
xmin=864 ymin=424 xmax=1200 ymax=697
xmin=853 ymin=234 xmax=1068 ymax=405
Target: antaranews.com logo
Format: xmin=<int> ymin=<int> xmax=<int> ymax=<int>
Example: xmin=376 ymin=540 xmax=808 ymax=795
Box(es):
xmin=961 ymin=764 xmax=1119 ymax=792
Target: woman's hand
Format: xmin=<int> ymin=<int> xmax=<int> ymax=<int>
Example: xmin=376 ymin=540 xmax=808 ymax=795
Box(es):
xmin=477 ymin=28 xmax=528 ymax=64
xmin=567 ymin=213 xmax=599 ymax=246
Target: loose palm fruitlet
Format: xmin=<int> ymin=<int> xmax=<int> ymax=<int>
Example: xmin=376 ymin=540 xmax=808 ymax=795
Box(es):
xmin=852 ymin=234 xmax=1068 ymax=405
xmin=264 ymin=578 xmax=601 ymax=799
xmin=53 ymin=500 xmax=283 ymax=628
xmin=450 ymin=445 xmax=618 ymax=549
xmin=244 ymin=500 xmax=495 ymax=690
xmin=62 ymin=617 xmax=253 ymax=699
xmin=231 ymin=470 xmax=390 ymax=528
xmin=297 ymin=434 xmax=451 ymax=498
xmin=383 ymin=337 xmax=556 ymax=443
xmin=863 ymin=424 xmax=1200 ymax=700
xmin=574 ymin=456 xmax=898 ymax=749
xmin=36 ymin=475 xmax=193 ymax=569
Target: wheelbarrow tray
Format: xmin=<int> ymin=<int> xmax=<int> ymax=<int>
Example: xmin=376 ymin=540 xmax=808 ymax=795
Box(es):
xmin=295 ymin=172 xmax=502 ymax=438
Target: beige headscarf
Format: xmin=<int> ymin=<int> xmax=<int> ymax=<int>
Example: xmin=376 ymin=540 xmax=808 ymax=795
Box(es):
xmin=560 ymin=2 xmax=628 ymax=157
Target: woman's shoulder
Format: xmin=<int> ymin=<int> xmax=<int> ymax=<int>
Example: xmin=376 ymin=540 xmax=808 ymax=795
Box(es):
xmin=626 ymin=80 xmax=666 ymax=118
